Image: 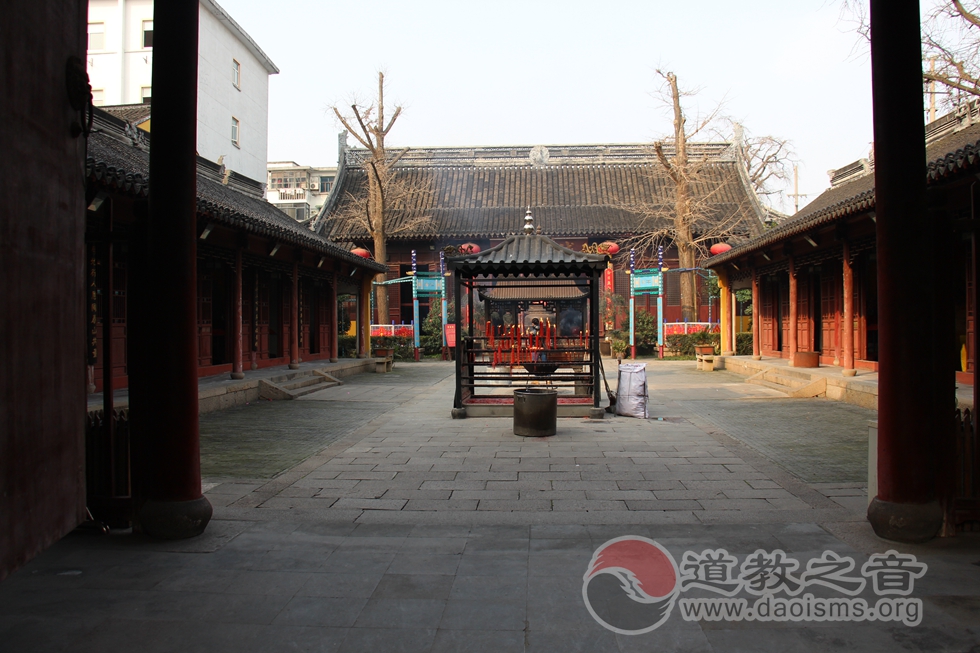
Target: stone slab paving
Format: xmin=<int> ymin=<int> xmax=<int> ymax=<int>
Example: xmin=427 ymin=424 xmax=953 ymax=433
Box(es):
xmin=3 ymin=360 xmax=979 ymax=652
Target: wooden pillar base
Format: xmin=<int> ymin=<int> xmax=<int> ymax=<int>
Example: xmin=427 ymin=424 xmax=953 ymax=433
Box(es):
xmin=867 ymin=497 xmax=942 ymax=543
xmin=137 ymin=495 xmax=212 ymax=540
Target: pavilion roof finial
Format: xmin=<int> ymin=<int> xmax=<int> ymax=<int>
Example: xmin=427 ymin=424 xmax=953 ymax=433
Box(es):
xmin=523 ymin=207 xmax=534 ymax=235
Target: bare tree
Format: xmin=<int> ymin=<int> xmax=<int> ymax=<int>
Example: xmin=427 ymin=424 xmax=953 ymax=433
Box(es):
xmin=734 ymin=123 xmax=796 ymax=210
xmin=332 ymin=72 xmax=430 ymax=322
xmin=628 ymin=71 xmax=765 ymax=322
xmin=923 ymin=1 xmax=980 ymax=111
xmin=841 ymin=0 xmax=980 ymax=113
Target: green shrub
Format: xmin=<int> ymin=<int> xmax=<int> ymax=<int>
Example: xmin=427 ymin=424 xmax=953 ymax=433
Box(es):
xmin=420 ymin=301 xmax=455 ymax=355
xmin=665 ymin=329 xmax=720 ymax=356
xmin=605 ymin=308 xmax=659 ymax=356
xmin=337 ymin=334 xmax=357 ymax=357
xmin=736 ymin=332 xmax=753 ymax=356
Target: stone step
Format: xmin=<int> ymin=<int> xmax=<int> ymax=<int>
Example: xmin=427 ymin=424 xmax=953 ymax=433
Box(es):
xmin=762 ymin=370 xmax=811 ymax=390
xmin=746 ymin=377 xmax=793 ymax=395
xmin=771 ymin=366 xmax=814 ymax=381
xmin=280 ymin=375 xmax=327 ymax=391
xmin=288 ymin=380 xmax=339 ymax=398
xmin=267 ymin=370 xmax=313 ymax=385
xmin=258 ymin=370 xmax=344 ymax=401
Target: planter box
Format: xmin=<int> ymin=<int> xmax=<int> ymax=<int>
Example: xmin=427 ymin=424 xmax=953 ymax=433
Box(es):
xmin=792 ymin=351 xmax=819 ymax=368
xmin=694 ymin=345 xmax=715 ymax=356
xmin=373 ymin=348 xmax=394 ymax=358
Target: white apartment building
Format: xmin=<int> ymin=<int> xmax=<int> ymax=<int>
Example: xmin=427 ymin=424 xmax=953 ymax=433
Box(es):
xmin=267 ymin=163 xmax=337 ymax=224
xmin=86 ymin=0 xmax=278 ymax=183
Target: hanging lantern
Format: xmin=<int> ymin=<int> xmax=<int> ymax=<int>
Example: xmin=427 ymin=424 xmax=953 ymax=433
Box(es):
xmin=600 ymin=241 xmax=620 ymax=255
xmin=351 ymin=247 xmax=372 ymax=258
xmin=459 ymin=242 xmax=481 ymax=254
xmin=709 ymin=243 xmax=732 ymax=256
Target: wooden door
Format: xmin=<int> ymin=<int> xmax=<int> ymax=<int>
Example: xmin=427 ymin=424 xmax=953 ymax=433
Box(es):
xmin=820 ymin=268 xmax=840 ymax=357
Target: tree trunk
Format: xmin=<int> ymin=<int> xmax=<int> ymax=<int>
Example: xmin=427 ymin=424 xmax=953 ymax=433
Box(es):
xmin=667 ymin=72 xmax=698 ymax=322
xmin=365 ymin=157 xmax=388 ymax=323
xmin=677 ymin=239 xmax=697 ymax=322
xmin=372 ymin=232 xmax=388 ymax=323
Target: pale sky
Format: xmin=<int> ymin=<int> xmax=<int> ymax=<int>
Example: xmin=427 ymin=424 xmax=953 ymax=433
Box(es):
xmin=219 ymin=0 xmax=880 ymax=213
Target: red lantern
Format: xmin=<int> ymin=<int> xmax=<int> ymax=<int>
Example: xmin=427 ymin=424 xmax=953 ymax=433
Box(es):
xmin=709 ymin=243 xmax=732 ymax=256
xmin=459 ymin=242 xmax=481 ymax=254
xmin=351 ymin=247 xmax=372 ymax=258
xmin=600 ymin=241 xmax=620 ymax=255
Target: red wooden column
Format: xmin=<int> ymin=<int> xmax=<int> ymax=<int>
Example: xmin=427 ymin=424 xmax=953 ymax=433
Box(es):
xmin=231 ymin=248 xmax=244 ymax=379
xmin=718 ymin=271 xmax=734 ymax=355
xmin=289 ymin=261 xmax=300 ymax=369
xmin=328 ymin=275 xmax=339 ymax=362
xmin=787 ymin=259 xmax=798 ymax=364
xmin=867 ymin=0 xmax=944 ymax=542
xmin=131 ymin=0 xmax=211 ymax=539
xmin=751 ymin=270 xmax=761 ymax=360
xmin=842 ymin=242 xmax=856 ymax=376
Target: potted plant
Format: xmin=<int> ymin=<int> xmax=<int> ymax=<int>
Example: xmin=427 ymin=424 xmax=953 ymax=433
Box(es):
xmin=611 ymin=339 xmax=629 ymax=360
xmin=694 ymin=344 xmax=716 ymax=356
xmin=372 ymin=335 xmax=396 ymax=358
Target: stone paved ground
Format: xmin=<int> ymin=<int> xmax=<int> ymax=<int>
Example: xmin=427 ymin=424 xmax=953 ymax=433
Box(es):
xmin=199 ymin=364 xmax=450 ymax=479
xmin=3 ymin=360 xmax=979 ymax=652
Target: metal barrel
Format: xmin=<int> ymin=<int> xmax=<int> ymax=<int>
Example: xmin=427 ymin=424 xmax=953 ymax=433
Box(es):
xmin=513 ymin=388 xmax=558 ymax=437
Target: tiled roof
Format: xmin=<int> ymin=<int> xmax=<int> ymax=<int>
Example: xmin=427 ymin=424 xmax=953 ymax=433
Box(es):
xmin=100 ymin=103 xmax=152 ymax=124
xmin=481 ymin=278 xmax=588 ymax=301
xmin=85 ymin=111 xmax=386 ymax=272
xmin=322 ymin=144 xmax=763 ymax=241
xmin=926 ymin=120 xmax=980 ymax=180
xmin=704 ymin=120 xmax=980 ymax=269
xmin=448 ymin=231 xmax=608 ymax=277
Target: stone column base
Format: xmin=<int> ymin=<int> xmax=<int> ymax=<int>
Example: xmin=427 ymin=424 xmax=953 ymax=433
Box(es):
xmin=451 ymin=407 xmax=467 ymax=419
xmin=867 ymin=497 xmax=942 ymax=543
xmin=138 ymin=495 xmax=213 ymax=540
xmin=230 ymin=371 xmax=245 ymax=380
xmin=588 ymin=407 xmax=605 ymax=419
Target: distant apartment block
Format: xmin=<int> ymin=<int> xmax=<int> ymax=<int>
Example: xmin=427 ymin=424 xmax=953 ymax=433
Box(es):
xmin=86 ymin=0 xmax=278 ymax=183
xmin=267 ymin=162 xmax=337 ymax=224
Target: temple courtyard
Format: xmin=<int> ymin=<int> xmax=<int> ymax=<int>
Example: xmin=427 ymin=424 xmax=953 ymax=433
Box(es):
xmin=2 ymin=361 xmax=978 ymax=652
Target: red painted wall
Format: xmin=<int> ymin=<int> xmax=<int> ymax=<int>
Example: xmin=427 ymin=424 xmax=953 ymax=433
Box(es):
xmin=1 ymin=0 xmax=88 ymax=580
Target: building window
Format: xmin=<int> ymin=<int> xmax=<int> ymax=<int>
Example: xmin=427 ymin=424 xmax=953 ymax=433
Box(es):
xmin=232 ymin=59 xmax=241 ymax=89
xmin=87 ymin=23 xmax=105 ymax=51
xmin=141 ymin=87 xmax=152 ymax=103
xmin=91 ymin=89 xmax=104 ymax=106
xmin=142 ymin=20 xmax=153 ymax=48
xmin=231 ymin=117 xmax=240 ymax=147
xmin=319 ymin=176 xmax=334 ymax=193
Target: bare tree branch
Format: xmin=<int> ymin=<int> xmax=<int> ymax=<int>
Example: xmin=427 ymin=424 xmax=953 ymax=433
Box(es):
xmin=329 ymin=72 xmax=423 ymax=321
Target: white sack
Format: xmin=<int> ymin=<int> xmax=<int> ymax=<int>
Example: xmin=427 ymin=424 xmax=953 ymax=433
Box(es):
xmin=615 ymin=363 xmax=648 ymax=419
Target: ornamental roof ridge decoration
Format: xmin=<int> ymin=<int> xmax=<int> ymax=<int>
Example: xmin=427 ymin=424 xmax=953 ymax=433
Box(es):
xmin=343 ymin=142 xmax=737 ymax=168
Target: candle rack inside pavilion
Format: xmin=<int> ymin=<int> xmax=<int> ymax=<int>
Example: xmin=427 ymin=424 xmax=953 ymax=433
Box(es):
xmin=447 ymin=212 xmax=609 ymax=418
